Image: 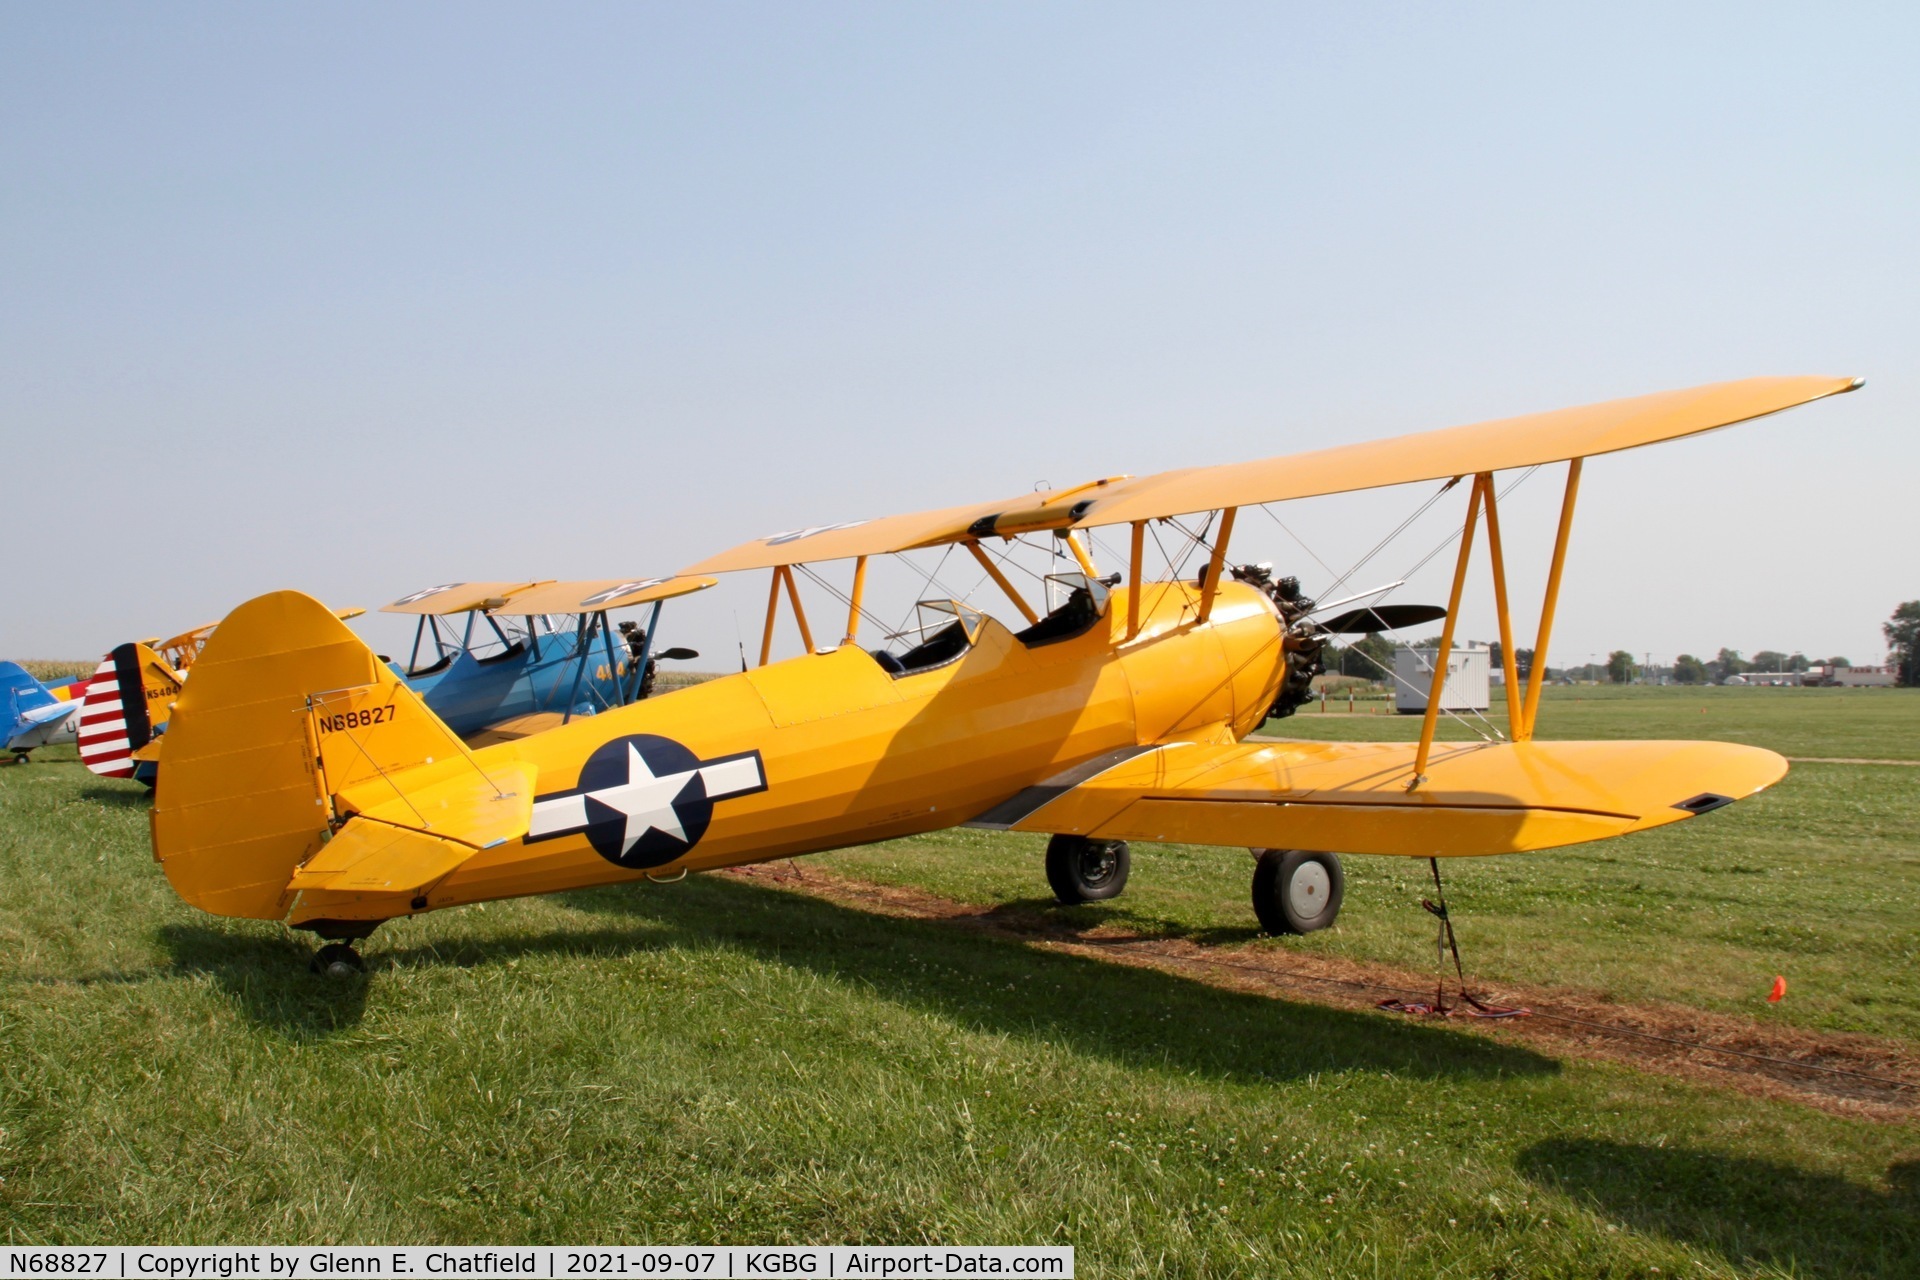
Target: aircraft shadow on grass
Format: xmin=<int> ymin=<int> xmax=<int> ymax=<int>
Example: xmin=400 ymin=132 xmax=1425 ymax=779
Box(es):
xmin=151 ymin=921 xmax=678 ymax=1039
xmin=1516 ymin=1138 xmax=1919 ymax=1278
xmin=75 ymin=785 xmax=153 ymax=808
xmin=970 ymin=895 xmax=1264 ymax=948
xmin=559 ymin=872 xmax=1557 ymax=1086
xmin=154 ymin=872 xmax=1558 ymax=1086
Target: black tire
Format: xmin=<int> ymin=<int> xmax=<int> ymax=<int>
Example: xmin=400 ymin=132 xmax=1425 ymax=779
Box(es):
xmin=309 ymin=942 xmax=365 ymax=978
xmin=1045 ymin=834 xmax=1131 ymax=904
xmin=1252 ymin=849 xmax=1344 ymax=935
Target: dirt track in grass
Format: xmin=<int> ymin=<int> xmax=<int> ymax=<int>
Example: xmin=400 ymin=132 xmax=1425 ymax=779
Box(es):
xmin=722 ymin=861 xmax=1920 ymax=1122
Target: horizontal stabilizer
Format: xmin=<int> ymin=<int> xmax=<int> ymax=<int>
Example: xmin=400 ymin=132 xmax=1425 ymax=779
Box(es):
xmin=289 ymin=821 xmax=474 ymax=894
xmin=342 ymin=758 xmax=536 ymax=852
xmin=999 ymin=738 xmax=1788 ymax=857
xmin=294 ymin=749 xmax=536 ymax=898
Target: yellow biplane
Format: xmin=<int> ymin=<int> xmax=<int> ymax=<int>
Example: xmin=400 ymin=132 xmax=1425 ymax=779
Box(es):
xmin=147 ymin=376 xmax=1859 ymax=974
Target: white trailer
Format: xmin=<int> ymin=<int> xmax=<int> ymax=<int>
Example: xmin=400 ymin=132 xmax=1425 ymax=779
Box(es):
xmin=1394 ymin=643 xmax=1491 ymax=714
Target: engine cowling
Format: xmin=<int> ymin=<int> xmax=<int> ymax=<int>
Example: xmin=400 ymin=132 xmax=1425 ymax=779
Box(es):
xmin=1229 ymin=564 xmax=1324 ymax=720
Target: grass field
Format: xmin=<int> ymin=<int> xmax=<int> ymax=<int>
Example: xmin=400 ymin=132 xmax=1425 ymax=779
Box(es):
xmin=3 ymin=688 xmax=1917 ymax=1277
xmin=823 ymin=688 xmax=1920 ymax=1043
xmin=1275 ymin=683 xmax=1920 ymax=760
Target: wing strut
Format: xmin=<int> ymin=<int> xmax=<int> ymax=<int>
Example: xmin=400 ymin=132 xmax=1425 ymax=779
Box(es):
xmin=759 ymin=565 xmax=815 ymax=665
xmin=1480 ymin=473 xmax=1522 ymax=740
xmin=1196 ymin=507 xmax=1239 ymax=622
xmin=1411 ymin=481 xmax=1484 ymax=788
xmin=1518 ymin=458 xmax=1583 ymax=741
xmin=843 ymin=556 xmax=869 ymax=645
xmin=964 ymin=541 xmax=1039 ymax=625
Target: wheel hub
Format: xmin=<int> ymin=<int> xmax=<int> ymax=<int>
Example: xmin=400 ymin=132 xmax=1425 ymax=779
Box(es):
xmin=1079 ymin=843 xmax=1118 ymax=887
xmin=1288 ymin=860 xmax=1330 ymax=920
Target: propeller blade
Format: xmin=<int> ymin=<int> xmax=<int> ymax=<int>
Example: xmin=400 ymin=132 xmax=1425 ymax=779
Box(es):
xmin=1314 ymin=604 xmax=1447 ymax=634
xmin=1303 ymin=580 xmax=1406 ymax=617
xmin=657 ymin=647 xmax=700 ymax=661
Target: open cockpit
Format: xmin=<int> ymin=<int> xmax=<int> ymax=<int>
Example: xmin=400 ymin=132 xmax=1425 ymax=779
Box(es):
xmin=866 ymin=571 xmax=1119 ymax=678
xmin=1011 ymin=571 xmax=1117 ymax=648
xmin=868 ymin=599 xmax=985 ymax=676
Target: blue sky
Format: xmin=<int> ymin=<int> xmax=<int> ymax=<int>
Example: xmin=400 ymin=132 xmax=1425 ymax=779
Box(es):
xmin=4 ymin=4 xmax=1913 ymax=669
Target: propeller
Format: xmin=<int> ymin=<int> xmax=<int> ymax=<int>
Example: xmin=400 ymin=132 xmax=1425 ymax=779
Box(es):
xmin=1312 ymin=604 xmax=1448 ymax=634
xmin=656 ymin=647 xmax=700 ymax=661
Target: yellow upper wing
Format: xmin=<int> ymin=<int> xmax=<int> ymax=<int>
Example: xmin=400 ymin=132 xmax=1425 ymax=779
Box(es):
xmin=978 ymin=737 xmax=1788 ymax=857
xmin=683 ymin=376 xmax=1859 ymax=573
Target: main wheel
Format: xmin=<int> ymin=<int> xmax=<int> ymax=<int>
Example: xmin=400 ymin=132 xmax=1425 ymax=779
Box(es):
xmin=1045 ymin=834 xmax=1131 ymax=904
xmin=1252 ymin=849 xmax=1344 ymax=935
xmin=309 ymin=942 xmax=365 ymax=978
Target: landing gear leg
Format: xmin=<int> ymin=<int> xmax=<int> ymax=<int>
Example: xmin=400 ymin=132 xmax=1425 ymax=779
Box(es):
xmin=299 ymin=919 xmax=382 ymax=978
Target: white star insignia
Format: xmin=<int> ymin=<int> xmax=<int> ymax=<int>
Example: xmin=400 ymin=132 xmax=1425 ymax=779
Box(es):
xmin=528 ymin=739 xmax=766 ymax=861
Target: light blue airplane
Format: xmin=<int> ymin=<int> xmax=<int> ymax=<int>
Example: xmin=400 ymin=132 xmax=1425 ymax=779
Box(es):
xmin=1 ymin=662 xmax=88 ymax=763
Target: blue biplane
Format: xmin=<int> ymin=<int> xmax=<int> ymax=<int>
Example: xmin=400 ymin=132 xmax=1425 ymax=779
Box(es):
xmin=379 ymin=577 xmax=715 ymax=745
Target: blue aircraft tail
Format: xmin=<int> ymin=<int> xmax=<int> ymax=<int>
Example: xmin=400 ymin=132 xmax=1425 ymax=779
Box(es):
xmin=2 ymin=662 xmax=59 ymax=749
xmin=1 ymin=662 xmax=57 ymax=718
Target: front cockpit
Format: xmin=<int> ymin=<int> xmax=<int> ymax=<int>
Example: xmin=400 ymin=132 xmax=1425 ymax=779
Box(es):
xmin=867 ymin=571 xmax=1124 ymax=678
xmin=869 ymin=599 xmax=987 ymax=676
xmin=1012 ymin=571 xmax=1118 ymax=647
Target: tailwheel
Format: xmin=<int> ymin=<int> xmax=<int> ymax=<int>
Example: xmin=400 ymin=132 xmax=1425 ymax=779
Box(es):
xmin=1252 ymin=849 xmax=1344 ymax=935
xmin=1045 ymin=834 xmax=1131 ymax=904
xmin=10 ymin=753 xmax=27 ymax=766
xmin=309 ymin=942 xmax=365 ymax=979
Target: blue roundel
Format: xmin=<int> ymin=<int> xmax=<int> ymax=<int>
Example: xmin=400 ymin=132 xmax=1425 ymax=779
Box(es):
xmin=528 ymin=733 xmax=768 ymax=871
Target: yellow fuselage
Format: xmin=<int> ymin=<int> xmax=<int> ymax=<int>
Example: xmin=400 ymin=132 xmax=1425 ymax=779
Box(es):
xmin=294 ymin=582 xmax=1285 ymax=925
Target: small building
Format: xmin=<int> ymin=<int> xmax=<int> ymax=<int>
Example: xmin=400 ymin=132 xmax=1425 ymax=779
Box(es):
xmin=1806 ymin=664 xmax=1897 ymax=688
xmin=1395 ymin=643 xmax=1491 ymax=714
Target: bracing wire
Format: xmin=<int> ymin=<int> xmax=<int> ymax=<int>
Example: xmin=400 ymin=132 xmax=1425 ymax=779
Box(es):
xmin=1256 ymin=505 xmax=1341 ymax=582
xmin=794 ymin=562 xmax=889 ymax=636
xmin=1262 ymin=470 xmax=1545 ymax=745
xmin=1317 ymin=479 xmax=1459 ymax=602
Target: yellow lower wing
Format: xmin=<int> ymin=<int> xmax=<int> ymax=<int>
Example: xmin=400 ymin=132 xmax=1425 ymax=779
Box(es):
xmin=1000 ymin=738 xmax=1788 ymax=857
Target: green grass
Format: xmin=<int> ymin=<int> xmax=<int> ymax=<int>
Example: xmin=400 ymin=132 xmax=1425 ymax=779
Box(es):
xmin=825 ymin=688 xmax=1920 ymax=1043
xmin=2 ymin=710 xmax=1918 ymax=1275
xmin=1275 ymin=683 xmax=1920 ymax=760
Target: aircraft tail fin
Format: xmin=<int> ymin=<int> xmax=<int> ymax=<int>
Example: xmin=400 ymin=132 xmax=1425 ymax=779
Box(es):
xmin=2 ymin=663 xmax=55 ymax=746
xmin=75 ymin=644 xmax=180 ymax=778
xmin=0 ymin=662 xmax=58 ymax=715
xmin=151 ymin=590 xmax=526 ymax=920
